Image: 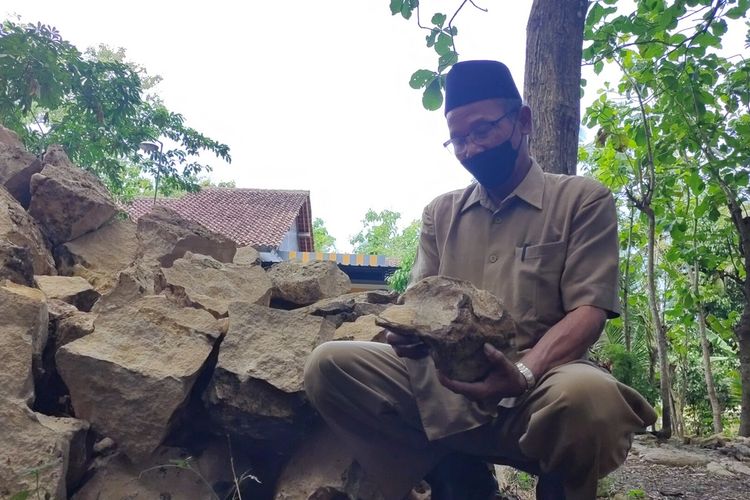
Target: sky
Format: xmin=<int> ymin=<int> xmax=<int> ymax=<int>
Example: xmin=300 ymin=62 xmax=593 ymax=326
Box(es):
xmin=4 ymin=2 xmax=745 ymax=252
xmin=3 ymin=0 xmax=535 ymax=252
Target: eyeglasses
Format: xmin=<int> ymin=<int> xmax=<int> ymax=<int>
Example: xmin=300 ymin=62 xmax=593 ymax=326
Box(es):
xmin=443 ymin=108 xmax=519 ymax=156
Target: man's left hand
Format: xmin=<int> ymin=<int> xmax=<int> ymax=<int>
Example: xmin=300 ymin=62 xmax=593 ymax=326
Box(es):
xmin=438 ymin=343 xmax=528 ymax=404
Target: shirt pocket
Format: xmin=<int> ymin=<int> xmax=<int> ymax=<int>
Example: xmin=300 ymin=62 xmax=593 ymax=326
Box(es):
xmin=513 ymin=240 xmax=567 ymax=325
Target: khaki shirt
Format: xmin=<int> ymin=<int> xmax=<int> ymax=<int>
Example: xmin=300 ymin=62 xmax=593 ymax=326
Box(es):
xmin=407 ymin=160 xmax=621 ymax=440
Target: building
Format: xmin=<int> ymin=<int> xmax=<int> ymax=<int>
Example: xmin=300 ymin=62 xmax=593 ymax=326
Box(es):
xmin=126 ymin=188 xmax=399 ymax=289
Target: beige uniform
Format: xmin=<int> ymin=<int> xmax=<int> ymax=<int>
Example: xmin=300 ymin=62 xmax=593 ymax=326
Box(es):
xmin=305 ymin=162 xmax=656 ymax=499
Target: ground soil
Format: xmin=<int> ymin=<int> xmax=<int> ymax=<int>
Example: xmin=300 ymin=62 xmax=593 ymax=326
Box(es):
xmin=496 ymin=435 xmax=750 ymax=500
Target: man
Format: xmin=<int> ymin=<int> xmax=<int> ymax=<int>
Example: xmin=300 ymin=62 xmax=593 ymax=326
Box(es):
xmin=304 ymin=60 xmax=656 ymax=500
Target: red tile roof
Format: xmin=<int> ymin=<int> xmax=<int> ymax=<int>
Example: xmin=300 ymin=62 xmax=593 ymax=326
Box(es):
xmin=125 ymin=188 xmax=313 ymax=250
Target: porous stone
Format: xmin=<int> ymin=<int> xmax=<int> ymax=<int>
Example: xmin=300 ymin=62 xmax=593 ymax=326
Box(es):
xmin=376 ymin=276 xmax=517 ymax=382
xmin=56 ymin=295 xmax=221 ymax=462
xmin=333 ymin=314 xmax=387 ymax=343
xmin=91 ymin=261 xmax=159 ymax=315
xmin=267 ymin=260 xmax=351 ymax=307
xmin=0 ymin=401 xmax=73 ymax=500
xmin=36 ymin=414 xmax=92 ymax=493
xmin=71 ymin=448 xmax=223 ymax=500
xmin=234 ymin=244 xmax=261 ymax=265
xmin=0 ymin=124 xmax=24 ymax=148
xmin=35 ymin=275 xmax=100 ymax=312
xmin=206 ymin=302 xmax=335 ymax=441
xmin=55 ymin=217 xmax=138 ymax=293
xmin=0 ymin=185 xmax=56 ymax=279
xmin=0 ymin=281 xmax=48 ymax=404
xmin=0 ymin=127 xmax=43 ymax=207
xmin=28 ymin=145 xmax=117 ymax=244
xmin=274 ymin=425 xmax=384 ymax=500
xmin=135 ymin=205 xmax=236 ymax=268
xmin=161 ymin=252 xmax=272 ymax=317
xmin=639 ymin=447 xmax=710 ymax=467
xmin=56 ymin=311 xmax=96 ymax=347
xmin=298 ymin=290 xmax=399 ymax=326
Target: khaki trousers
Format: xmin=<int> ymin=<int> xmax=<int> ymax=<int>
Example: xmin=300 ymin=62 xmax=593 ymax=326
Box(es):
xmin=304 ymin=341 xmax=656 ymax=500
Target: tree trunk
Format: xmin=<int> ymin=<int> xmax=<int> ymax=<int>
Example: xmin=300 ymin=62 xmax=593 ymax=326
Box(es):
xmin=739 ymin=311 xmax=750 ymax=436
xmin=690 ymin=263 xmax=724 ymax=435
xmin=737 ymin=214 xmax=750 ymax=436
xmin=645 ymin=207 xmax=672 ymax=437
xmin=698 ymin=301 xmax=724 ymax=434
xmin=524 ymin=0 xmax=588 ymax=175
xmin=623 ymin=204 xmax=635 ymax=352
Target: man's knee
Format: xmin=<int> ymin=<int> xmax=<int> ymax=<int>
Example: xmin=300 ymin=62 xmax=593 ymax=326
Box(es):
xmin=525 ymin=363 xmax=643 ymax=473
xmin=303 ymin=341 xmax=344 ymax=407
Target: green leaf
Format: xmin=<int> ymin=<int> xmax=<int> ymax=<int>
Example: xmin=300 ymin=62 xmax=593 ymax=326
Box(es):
xmin=438 ymin=52 xmax=458 ymax=72
xmin=594 ymin=60 xmax=604 ymax=75
xmin=409 ymin=69 xmax=436 ymax=89
xmin=426 ymin=28 xmax=439 ymax=47
xmin=401 ymin=1 xmax=414 ymax=19
xmin=389 ymin=0 xmax=403 ymax=15
xmin=422 ymin=78 xmax=443 ymax=111
xmin=431 ymin=13 xmax=446 ymax=27
xmin=435 ymin=33 xmax=453 ymax=56
xmin=711 ymin=19 xmax=728 ymax=37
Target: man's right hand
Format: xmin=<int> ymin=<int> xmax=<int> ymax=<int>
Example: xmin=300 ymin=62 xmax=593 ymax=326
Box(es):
xmin=385 ymin=331 xmax=429 ymax=359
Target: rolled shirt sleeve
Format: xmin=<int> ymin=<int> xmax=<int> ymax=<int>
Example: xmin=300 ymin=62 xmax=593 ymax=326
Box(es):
xmin=409 ymin=204 xmax=440 ymax=286
xmin=560 ymin=185 xmax=621 ymax=318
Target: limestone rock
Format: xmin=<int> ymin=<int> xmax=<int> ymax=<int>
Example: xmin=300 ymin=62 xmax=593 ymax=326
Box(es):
xmin=376 ymin=276 xmax=517 ymax=382
xmin=161 ymin=252 xmax=272 ymax=317
xmin=56 ymin=295 xmax=221 ymax=462
xmin=0 ymin=240 xmax=35 ymax=285
xmin=706 ymin=461 xmax=734 ymax=477
xmin=0 ymin=402 xmax=72 ymax=500
xmin=268 ymin=260 xmax=351 ymax=307
xmin=135 ymin=205 xmax=236 ymax=268
xmin=299 ymin=290 xmax=398 ymax=326
xmin=234 ymin=244 xmax=261 ymax=265
xmin=206 ymin=302 xmax=335 ymax=440
xmin=91 ymin=262 xmax=159 ymax=314
xmin=0 ymin=141 xmax=43 ymax=207
xmin=36 ymin=414 xmax=91 ymax=493
xmin=35 ymin=275 xmax=100 ymax=312
xmin=56 ymin=217 xmax=137 ymax=293
xmin=71 ymin=448 xmax=222 ymax=500
xmin=0 ymin=185 xmax=56 ymax=279
xmin=639 ymin=447 xmax=710 ymax=467
xmin=0 ymin=281 xmax=48 ymax=404
xmin=333 ymin=314 xmax=387 ymax=342
xmin=0 ymin=124 xmax=24 ymax=148
xmin=274 ymin=425 xmax=384 ymax=500
xmin=57 ymin=311 xmax=96 ymax=347
xmin=29 ymin=145 xmax=117 ymax=244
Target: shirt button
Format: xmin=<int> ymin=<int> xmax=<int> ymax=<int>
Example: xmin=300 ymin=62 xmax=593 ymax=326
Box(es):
xmin=489 ymin=254 xmax=498 ymax=263
xmin=493 ymin=217 xmax=502 ymax=224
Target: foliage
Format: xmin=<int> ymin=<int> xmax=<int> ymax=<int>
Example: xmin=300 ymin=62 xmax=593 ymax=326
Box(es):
xmin=387 ymin=1 xmax=488 ymax=110
xmin=313 ymin=218 xmax=337 ymax=252
xmin=350 ymin=209 xmax=419 ymax=258
xmin=582 ymin=0 xmax=750 ymax=434
xmin=350 ymin=209 xmax=420 ymax=292
xmin=0 ymin=20 xmax=231 ymax=198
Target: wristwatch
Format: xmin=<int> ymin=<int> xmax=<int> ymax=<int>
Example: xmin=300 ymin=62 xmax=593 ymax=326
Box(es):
xmin=515 ymin=362 xmax=536 ymax=392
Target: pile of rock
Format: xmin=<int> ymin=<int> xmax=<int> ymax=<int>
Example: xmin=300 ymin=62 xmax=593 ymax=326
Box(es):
xmin=0 ymin=127 xmax=396 ymax=499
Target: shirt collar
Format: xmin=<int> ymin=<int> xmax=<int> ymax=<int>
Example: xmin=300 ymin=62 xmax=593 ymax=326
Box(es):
xmin=460 ymin=159 xmax=545 ymax=213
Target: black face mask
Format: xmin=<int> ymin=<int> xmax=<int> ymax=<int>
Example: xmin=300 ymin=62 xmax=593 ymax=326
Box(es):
xmin=460 ymin=137 xmax=519 ymax=190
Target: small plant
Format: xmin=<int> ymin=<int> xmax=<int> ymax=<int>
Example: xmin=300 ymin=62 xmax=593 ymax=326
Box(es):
xmin=9 ymin=459 xmax=61 ymax=500
xmin=596 ymin=475 xmax=615 ymax=497
xmin=138 ymin=435 xmax=260 ymax=500
xmin=140 ymin=456 xmax=219 ymax=499
xmin=627 ymin=489 xmax=646 ymax=499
